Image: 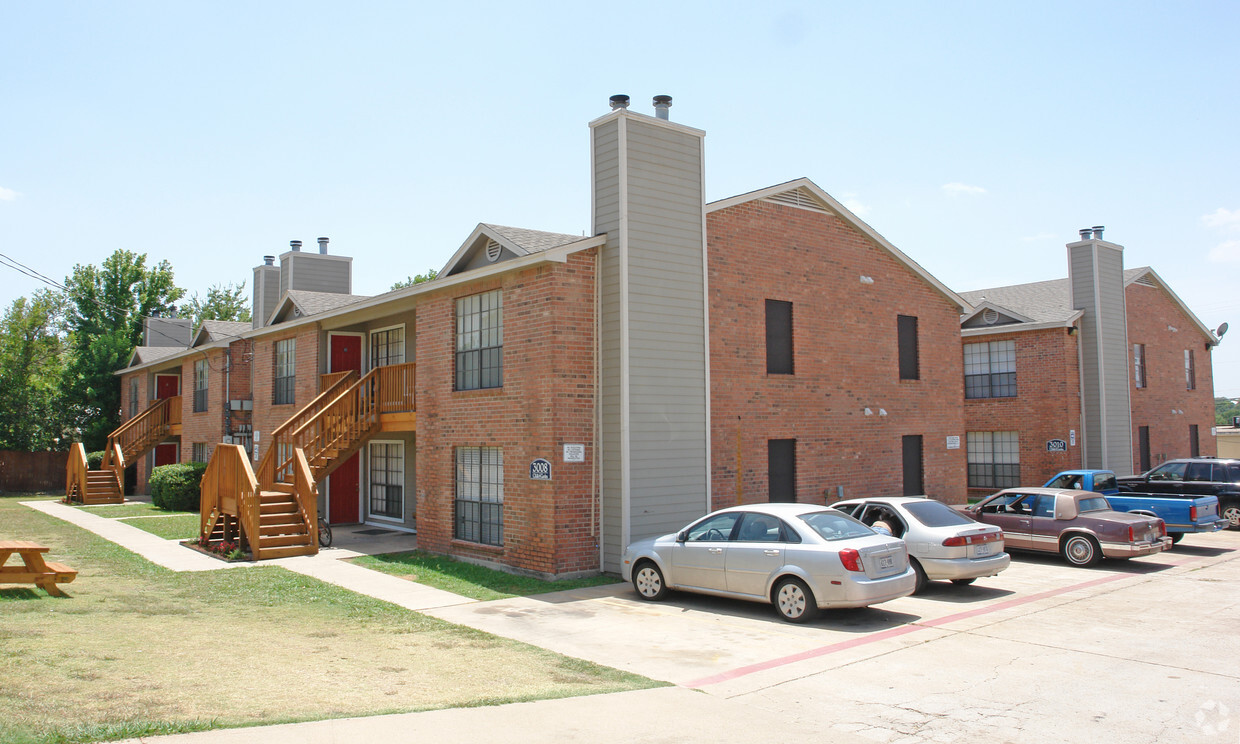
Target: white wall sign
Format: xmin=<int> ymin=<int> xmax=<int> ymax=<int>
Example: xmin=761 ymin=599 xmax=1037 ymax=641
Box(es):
xmin=945 ymin=436 xmax=960 ymax=450
xmin=1070 ymin=430 xmax=1076 ymax=446
xmin=563 ymin=444 xmax=585 ymax=463
xmin=254 ymin=430 xmax=261 ymax=443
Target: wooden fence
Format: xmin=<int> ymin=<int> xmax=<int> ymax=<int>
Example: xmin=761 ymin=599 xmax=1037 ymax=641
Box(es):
xmin=0 ymin=450 xmax=70 ymax=493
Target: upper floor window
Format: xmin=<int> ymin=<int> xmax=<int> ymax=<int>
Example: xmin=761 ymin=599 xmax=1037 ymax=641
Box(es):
xmin=1133 ymin=343 xmax=1146 ymax=389
xmin=964 ymin=340 xmax=1017 ymax=399
xmin=129 ymin=379 xmax=140 ymax=417
xmin=370 ymin=325 xmax=405 ymax=368
xmin=1185 ymin=349 xmax=1196 ymax=390
xmin=193 ymin=359 xmax=208 ymax=412
xmin=765 ymin=300 xmax=793 ymax=375
xmin=274 ymin=338 xmax=296 ymax=405
xmin=456 ymin=290 xmax=503 ymax=390
xmin=898 ymin=315 xmax=919 ymax=380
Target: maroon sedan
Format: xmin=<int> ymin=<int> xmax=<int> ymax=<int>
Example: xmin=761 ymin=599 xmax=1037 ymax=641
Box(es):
xmin=964 ymin=488 xmax=1170 ymax=566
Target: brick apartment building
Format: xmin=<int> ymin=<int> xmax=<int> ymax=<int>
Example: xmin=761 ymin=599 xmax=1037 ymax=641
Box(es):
xmin=113 ymin=97 xmax=1218 ymax=576
xmin=958 ymin=231 xmax=1219 ymax=499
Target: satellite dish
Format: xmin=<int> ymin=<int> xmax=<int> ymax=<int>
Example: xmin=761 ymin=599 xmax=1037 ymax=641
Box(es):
xmin=1217 ymin=322 xmax=1229 ymax=339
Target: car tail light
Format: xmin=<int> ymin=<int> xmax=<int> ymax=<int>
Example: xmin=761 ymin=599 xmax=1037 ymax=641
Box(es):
xmin=943 ymin=531 xmax=1001 ymax=547
xmin=1159 ymin=521 xmax=1167 ymax=537
xmin=1190 ymin=505 xmax=1198 ymax=521
xmin=839 ymin=548 xmax=864 ymax=572
xmin=1128 ymin=526 xmax=1134 ymax=542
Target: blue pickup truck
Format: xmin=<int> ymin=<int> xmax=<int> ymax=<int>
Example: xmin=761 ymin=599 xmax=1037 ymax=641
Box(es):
xmin=1043 ymin=470 xmax=1227 ymax=543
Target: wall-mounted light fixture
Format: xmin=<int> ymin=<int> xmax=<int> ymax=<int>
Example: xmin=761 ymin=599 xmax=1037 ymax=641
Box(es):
xmin=864 ymin=407 xmax=873 ymax=416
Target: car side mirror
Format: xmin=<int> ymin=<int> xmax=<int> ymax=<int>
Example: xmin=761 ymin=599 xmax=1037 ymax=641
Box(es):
xmin=677 ymin=531 xmax=688 ymax=543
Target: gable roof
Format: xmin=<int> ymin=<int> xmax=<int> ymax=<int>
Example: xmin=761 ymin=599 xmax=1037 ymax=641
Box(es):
xmin=126 ymin=345 xmax=184 ymax=367
xmin=268 ymin=290 xmax=372 ymax=325
xmin=960 ymin=266 xmax=1217 ymax=342
xmin=707 ymin=178 xmax=971 ymax=313
xmin=192 ymin=320 xmax=251 ymax=347
xmin=439 ymin=224 xmax=588 ymax=277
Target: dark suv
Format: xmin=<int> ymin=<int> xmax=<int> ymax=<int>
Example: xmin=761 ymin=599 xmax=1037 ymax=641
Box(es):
xmin=1115 ymin=458 xmax=1240 ymax=530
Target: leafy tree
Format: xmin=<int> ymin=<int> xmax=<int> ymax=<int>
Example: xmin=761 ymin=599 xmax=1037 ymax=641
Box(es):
xmin=0 ymin=290 xmax=71 ymax=450
xmin=1216 ymin=397 xmax=1240 ymax=427
xmin=62 ymin=250 xmax=184 ymax=450
xmin=390 ymin=269 xmax=438 ymax=291
xmin=185 ymin=281 xmax=251 ymax=329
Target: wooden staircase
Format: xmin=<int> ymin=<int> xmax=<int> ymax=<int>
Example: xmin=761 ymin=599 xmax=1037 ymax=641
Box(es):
xmin=65 ymin=396 xmax=181 ymax=505
xmin=197 ymin=363 xmax=415 ymax=560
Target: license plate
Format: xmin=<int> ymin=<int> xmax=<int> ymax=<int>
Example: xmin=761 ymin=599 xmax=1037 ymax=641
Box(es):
xmin=879 ymin=555 xmax=894 ymax=570
xmin=974 ymin=543 xmax=992 ymax=556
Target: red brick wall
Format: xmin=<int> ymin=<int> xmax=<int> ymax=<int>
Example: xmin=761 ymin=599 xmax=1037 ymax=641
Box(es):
xmin=251 ymin=326 xmax=322 ymax=464
xmin=180 ymin=349 xmax=227 ymax=463
xmin=963 ymin=327 xmax=1083 ymax=496
xmin=707 ymin=200 xmax=967 ymax=506
xmin=413 ymin=250 xmax=598 ymax=576
xmin=1126 ymin=282 xmax=1217 ymax=466
xmin=118 ymin=369 xmax=150 ymax=492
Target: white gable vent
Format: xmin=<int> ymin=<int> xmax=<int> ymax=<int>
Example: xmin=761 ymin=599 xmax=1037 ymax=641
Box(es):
xmin=983 ymin=308 xmax=1000 ymax=325
xmin=764 ymin=188 xmax=831 ymax=214
xmin=1133 ymin=275 xmax=1157 ymax=288
xmin=485 ymin=239 xmax=502 ymax=262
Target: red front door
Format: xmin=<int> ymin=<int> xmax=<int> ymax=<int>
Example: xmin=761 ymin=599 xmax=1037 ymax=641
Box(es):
xmin=155 ymin=374 xmax=179 ymax=399
xmin=328 ymin=334 xmax=363 ymax=524
xmin=154 ymin=443 xmax=178 ymax=467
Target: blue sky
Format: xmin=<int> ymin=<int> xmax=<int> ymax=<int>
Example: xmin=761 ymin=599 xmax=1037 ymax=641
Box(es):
xmin=3 ymin=2 xmax=1239 ymax=395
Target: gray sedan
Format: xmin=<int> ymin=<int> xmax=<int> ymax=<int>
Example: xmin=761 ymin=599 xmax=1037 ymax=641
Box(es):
xmin=831 ymin=496 xmax=1010 ymax=593
xmin=621 ymin=503 xmax=915 ymax=623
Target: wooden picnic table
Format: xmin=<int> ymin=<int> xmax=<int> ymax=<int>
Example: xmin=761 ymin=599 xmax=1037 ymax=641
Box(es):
xmin=0 ymin=540 xmax=77 ymax=597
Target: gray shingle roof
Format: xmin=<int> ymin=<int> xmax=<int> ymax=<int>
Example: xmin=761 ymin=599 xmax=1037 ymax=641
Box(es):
xmin=196 ymin=320 xmax=251 ymax=342
xmin=286 ymin=290 xmax=371 ymax=317
xmin=129 ymin=346 xmax=183 ymax=366
xmin=961 ymin=268 xmax=1149 ymax=323
xmin=483 ymin=224 xmax=584 ymax=255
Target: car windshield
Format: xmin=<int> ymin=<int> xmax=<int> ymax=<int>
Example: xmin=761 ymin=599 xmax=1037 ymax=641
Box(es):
xmin=903 ymin=500 xmax=974 ymax=527
xmin=1079 ymin=496 xmax=1110 ymax=513
xmin=798 ymin=511 xmax=874 ymax=541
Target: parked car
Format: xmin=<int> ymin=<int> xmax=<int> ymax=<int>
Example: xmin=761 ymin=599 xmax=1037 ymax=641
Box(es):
xmin=963 ymin=488 xmax=1170 ymax=566
xmin=1044 ymin=469 xmax=1227 ymax=542
xmin=1114 ymin=458 xmax=1240 ymax=531
xmin=621 ymin=503 xmax=915 ymax=623
xmin=829 ymin=496 xmax=1010 ymax=593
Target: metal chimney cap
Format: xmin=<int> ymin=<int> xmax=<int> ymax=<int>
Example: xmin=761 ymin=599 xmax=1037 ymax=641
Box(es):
xmin=653 ymin=95 xmax=672 ymax=105
xmin=1078 ymin=228 xmax=1093 ymax=240
xmin=290 ymin=239 xmax=302 ymax=251
xmin=609 ymin=94 xmax=630 ymax=110
xmin=652 ymin=95 xmax=672 ymax=120
xmin=317 ymin=237 xmax=329 ymax=254
xmin=1091 ymin=225 xmax=1105 ymax=240
xmin=263 ymin=255 xmax=275 ymax=266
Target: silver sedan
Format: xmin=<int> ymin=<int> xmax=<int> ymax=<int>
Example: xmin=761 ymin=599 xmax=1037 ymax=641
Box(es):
xmin=830 ymin=496 xmax=1010 ymax=593
xmin=621 ymin=503 xmax=915 ymax=623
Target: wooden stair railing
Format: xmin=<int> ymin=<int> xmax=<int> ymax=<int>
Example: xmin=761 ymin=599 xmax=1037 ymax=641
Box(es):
xmin=66 ymin=396 xmax=183 ymax=505
xmin=199 ymin=444 xmax=319 ymax=560
xmin=254 ymin=371 xmax=359 ymax=490
xmin=65 ymin=443 xmax=88 ymax=501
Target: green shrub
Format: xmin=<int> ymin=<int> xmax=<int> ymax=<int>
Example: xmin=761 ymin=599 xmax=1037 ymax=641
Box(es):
xmin=86 ymin=450 xmax=105 ymax=470
xmin=149 ymin=462 xmax=208 ymax=512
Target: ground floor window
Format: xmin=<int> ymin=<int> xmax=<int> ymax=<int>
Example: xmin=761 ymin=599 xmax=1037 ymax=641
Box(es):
xmin=191 ymin=442 xmax=209 ymax=463
xmin=455 ymin=446 xmax=503 ymax=546
xmin=967 ymin=431 xmax=1020 ymax=488
xmin=368 ymin=441 xmax=404 ymax=519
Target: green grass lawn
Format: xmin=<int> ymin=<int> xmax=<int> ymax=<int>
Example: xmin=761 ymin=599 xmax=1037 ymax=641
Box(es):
xmin=79 ymin=503 xmax=195 ymax=519
xmin=350 ymin=550 xmax=621 ymax=601
xmin=0 ymin=494 xmax=660 ymax=744
xmin=117 ymin=513 xmax=201 ymax=540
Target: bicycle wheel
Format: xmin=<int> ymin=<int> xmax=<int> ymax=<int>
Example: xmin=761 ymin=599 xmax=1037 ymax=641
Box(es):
xmin=318 ymin=518 xmax=333 ymax=548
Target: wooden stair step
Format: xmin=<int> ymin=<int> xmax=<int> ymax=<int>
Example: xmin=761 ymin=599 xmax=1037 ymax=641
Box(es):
xmin=259 ymin=533 xmax=313 ymax=548
xmin=259 ymin=545 xmax=317 ymax=559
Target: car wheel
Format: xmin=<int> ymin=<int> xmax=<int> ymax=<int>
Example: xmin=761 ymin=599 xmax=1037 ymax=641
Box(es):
xmin=773 ymin=577 xmax=819 ymax=623
xmin=910 ymin=558 xmax=928 ymax=594
xmin=1222 ymin=501 xmax=1240 ymax=530
xmin=632 ymin=561 xmax=667 ymax=601
xmin=1169 ymin=532 xmax=1185 ymax=544
xmin=950 ymin=578 xmax=977 ymax=586
xmin=1061 ymin=534 xmax=1101 ymax=567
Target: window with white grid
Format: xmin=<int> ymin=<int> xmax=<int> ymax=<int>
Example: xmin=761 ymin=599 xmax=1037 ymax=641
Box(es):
xmin=455 ymin=291 xmax=503 ymax=390
xmin=455 ymin=446 xmax=503 ymax=545
xmin=967 ymin=431 xmax=1020 ymax=488
xmin=964 ymin=340 xmax=1017 ymax=399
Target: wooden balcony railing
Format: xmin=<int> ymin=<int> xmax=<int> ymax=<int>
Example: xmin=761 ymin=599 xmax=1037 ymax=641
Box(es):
xmin=255 ymin=371 xmax=358 ymax=488
xmin=377 ymin=363 xmax=416 ymax=414
xmin=104 ymin=395 xmax=182 ymax=474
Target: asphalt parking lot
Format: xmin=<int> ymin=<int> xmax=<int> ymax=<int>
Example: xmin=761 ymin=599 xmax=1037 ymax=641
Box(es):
xmin=427 ymin=530 xmax=1240 ymax=744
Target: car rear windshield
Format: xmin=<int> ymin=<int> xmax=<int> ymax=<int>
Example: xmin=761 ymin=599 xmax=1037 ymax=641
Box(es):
xmin=903 ymin=500 xmax=975 ymax=527
xmin=1092 ymin=474 xmax=1117 ymax=491
xmin=799 ymin=511 xmax=875 ymax=541
xmin=1079 ymin=496 xmax=1110 ymax=512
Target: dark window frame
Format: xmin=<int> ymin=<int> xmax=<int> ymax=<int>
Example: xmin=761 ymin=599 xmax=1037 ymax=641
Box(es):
xmin=967 ymin=431 xmax=1021 ymax=489
xmin=1133 ymin=343 xmax=1146 ymax=389
xmin=455 ymin=446 xmax=503 ymax=546
xmin=273 ymin=338 xmax=296 ymax=406
xmin=768 ymin=438 xmax=797 ymax=503
xmin=898 ymin=315 xmax=920 ymax=380
xmin=1185 ymin=349 xmax=1196 ymax=391
xmin=455 ymin=291 xmax=503 ymax=391
xmin=765 ymin=300 xmax=794 ymax=375
xmin=193 ymin=359 xmax=208 ymax=413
